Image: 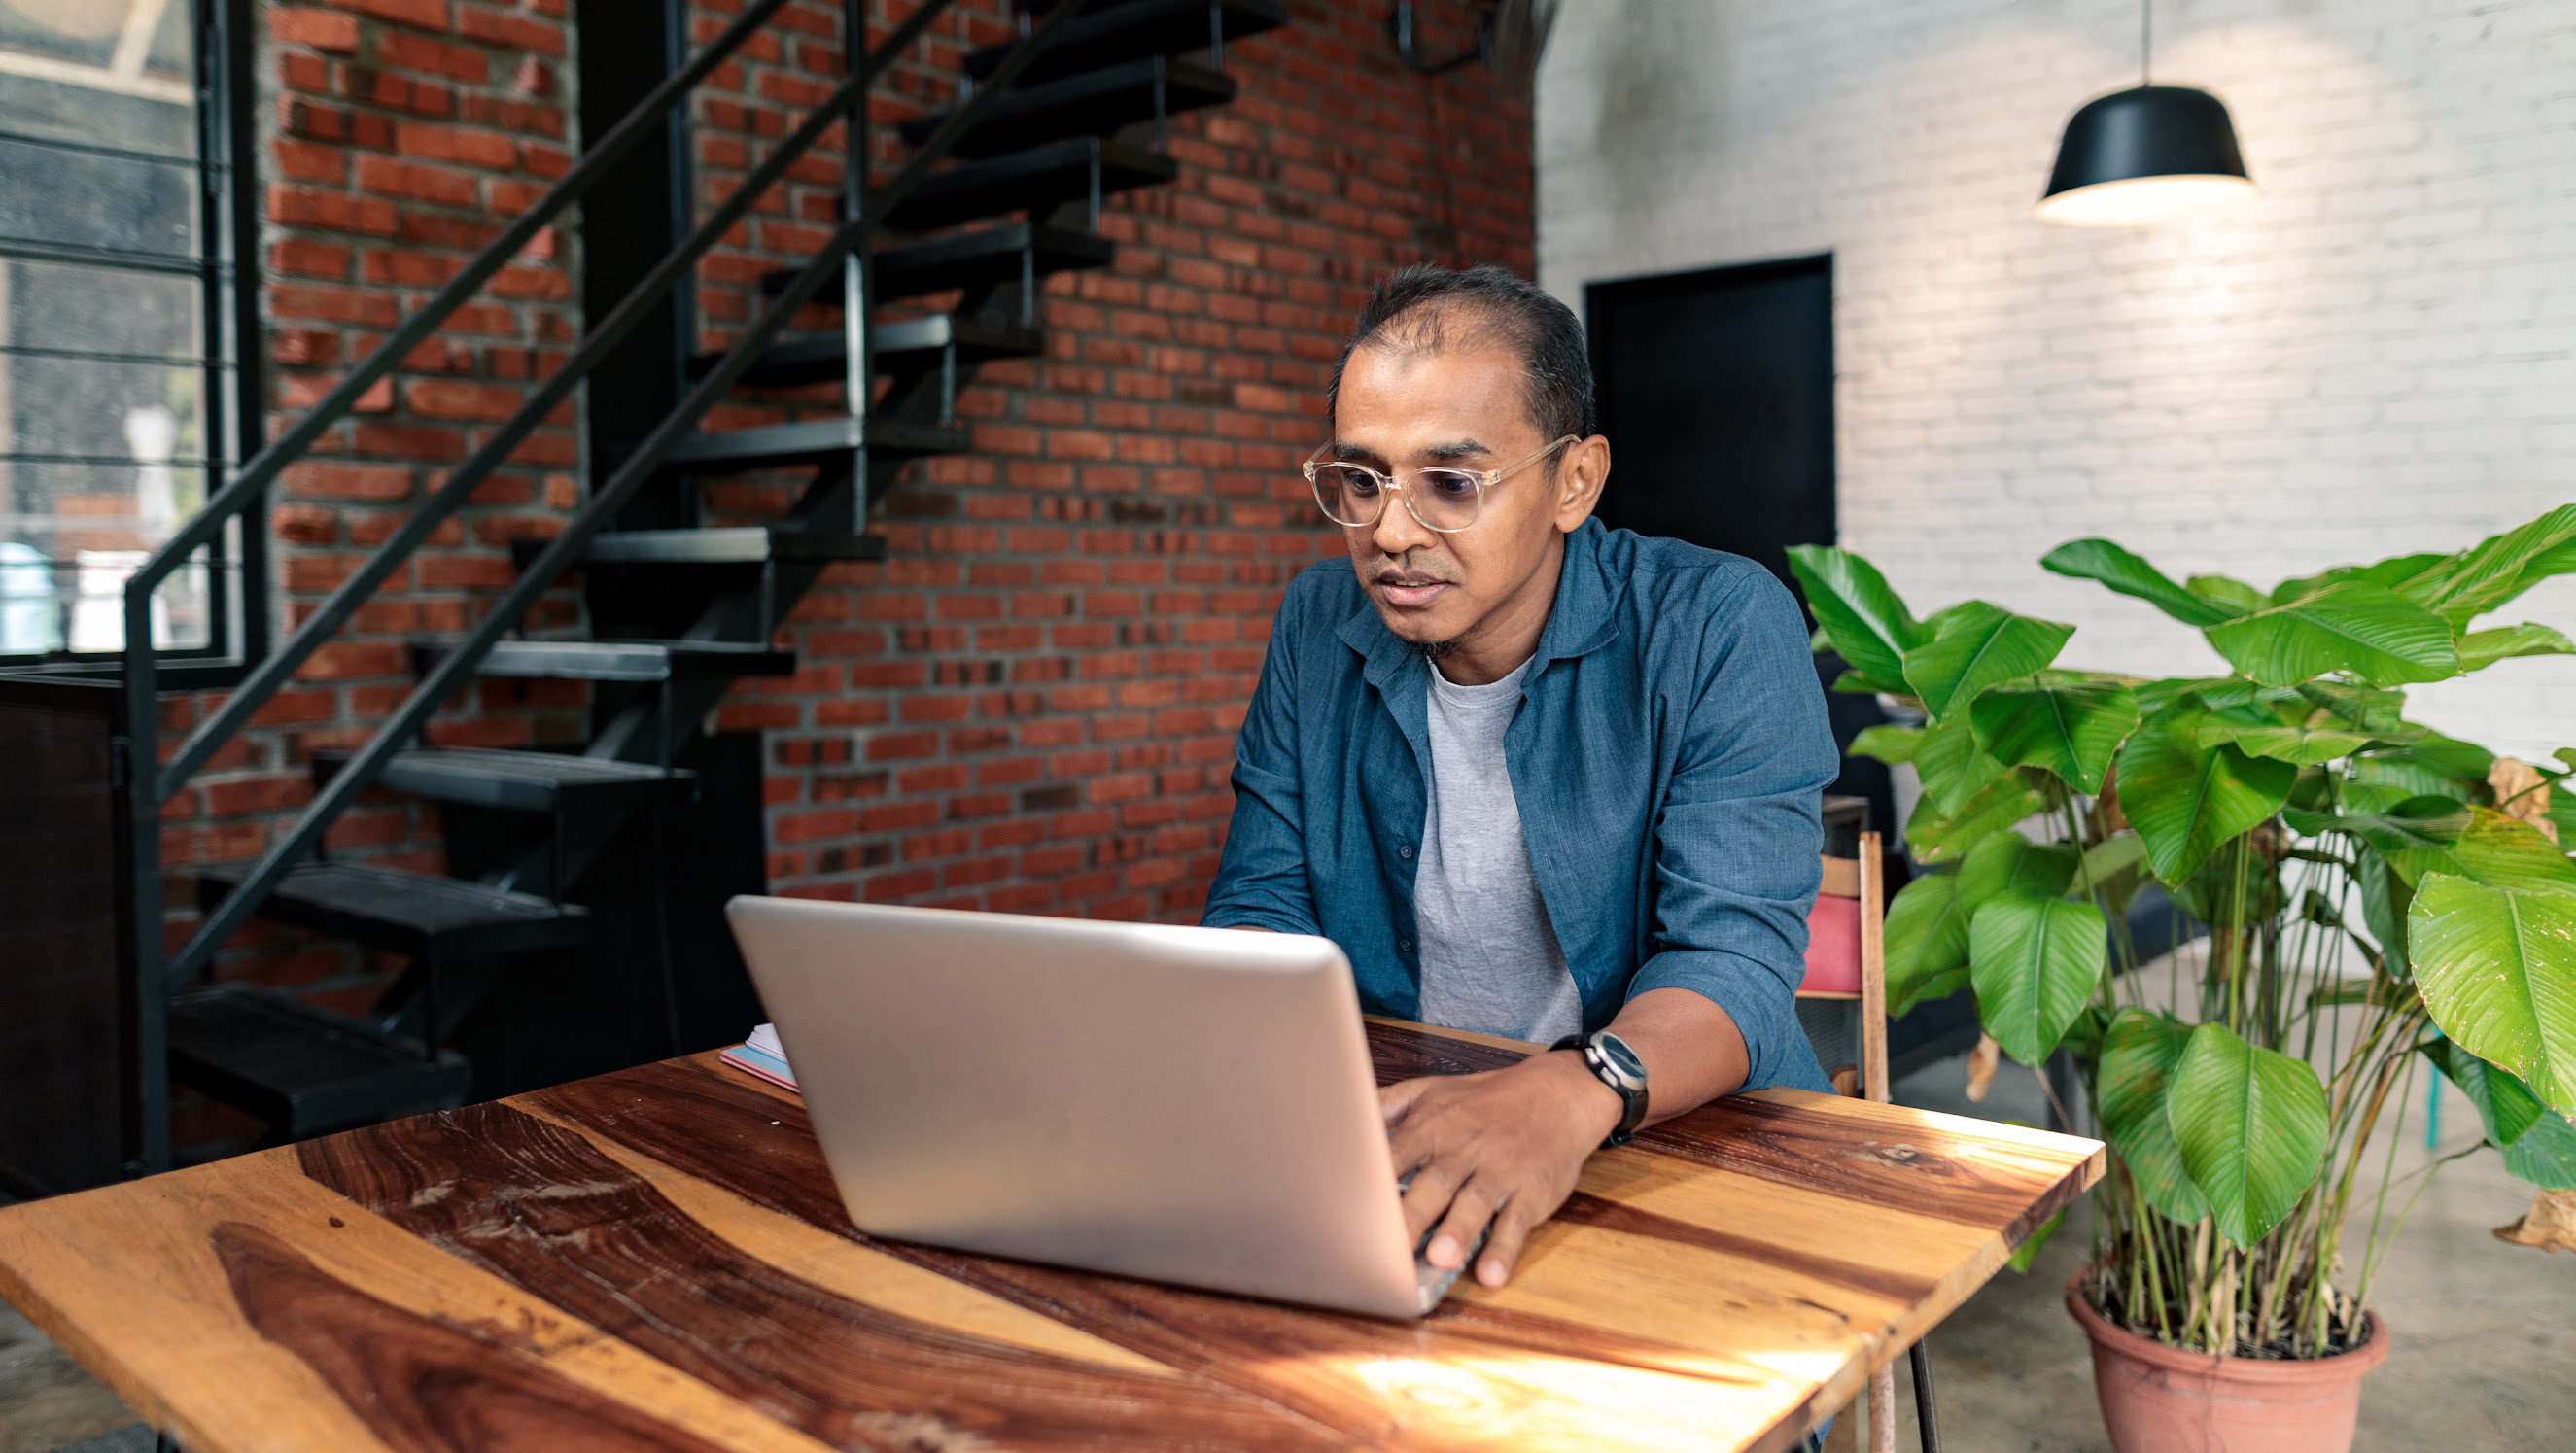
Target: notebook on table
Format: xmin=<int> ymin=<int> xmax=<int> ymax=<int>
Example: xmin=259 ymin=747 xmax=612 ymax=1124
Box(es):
xmin=719 ymin=1021 xmax=796 ymax=1090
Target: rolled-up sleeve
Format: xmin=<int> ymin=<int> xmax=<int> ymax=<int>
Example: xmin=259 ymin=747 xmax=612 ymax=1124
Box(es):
xmin=1625 ymin=570 xmax=1840 ymax=1092
xmin=1202 ymin=590 xmax=1320 ymax=935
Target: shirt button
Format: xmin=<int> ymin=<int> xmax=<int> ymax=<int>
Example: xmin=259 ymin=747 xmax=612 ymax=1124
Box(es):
xmin=1400 ymin=938 xmax=1414 ymax=952
xmin=1398 ymin=844 xmax=1413 ymax=859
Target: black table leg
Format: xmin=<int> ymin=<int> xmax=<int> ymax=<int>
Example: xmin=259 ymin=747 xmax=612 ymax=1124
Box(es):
xmin=1909 ymin=1337 xmax=1941 ymax=1453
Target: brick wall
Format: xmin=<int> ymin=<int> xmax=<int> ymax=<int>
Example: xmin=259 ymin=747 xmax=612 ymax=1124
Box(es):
xmin=162 ymin=0 xmax=579 ymax=1019
xmin=1539 ymin=0 xmax=2576 ymax=760
xmin=157 ymin=0 xmax=1538 ymax=1044
xmin=682 ymin=0 xmax=1534 ymax=917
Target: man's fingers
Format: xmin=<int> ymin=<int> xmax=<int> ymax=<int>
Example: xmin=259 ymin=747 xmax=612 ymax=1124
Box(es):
xmin=1377 ymin=1077 xmax=1429 ymax=1126
xmin=1474 ymin=1194 xmax=1547 ymax=1288
xmin=1397 ymin=1150 xmax=1466 ymax=1243
xmin=1426 ymin=1179 xmax=1503 ymax=1271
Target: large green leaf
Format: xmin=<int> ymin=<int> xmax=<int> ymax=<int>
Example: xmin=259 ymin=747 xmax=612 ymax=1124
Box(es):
xmin=1788 ymin=546 xmax=1925 ymax=694
xmin=2388 ymin=729 xmax=2498 ymax=786
xmin=2096 ymin=1010 xmax=2211 ymax=1222
xmin=1883 ymin=874 xmax=1970 ymax=1013
xmin=2166 ymin=1023 xmax=2332 ymax=1246
xmin=2449 ymin=807 xmax=2576 ymax=893
xmin=2077 ymin=831 xmax=2148 ymax=885
xmin=2426 ymin=1039 xmax=2550 ymax=1149
xmin=1847 ymin=724 xmax=1922 ymax=765
xmin=2284 ymin=794 xmax=2472 ymax=885
xmin=2273 ymin=552 xmax=2450 ymax=606
xmin=2458 ymin=623 xmax=2576 ymax=674
xmin=2186 ymin=573 xmax=2268 ymax=616
xmin=2040 ymin=539 xmax=2241 ymax=627
xmin=2396 ymin=504 xmax=2576 ymax=626
xmin=1913 ymin=713 xmax=2010 ymax=815
xmin=2504 ymin=1112 xmax=2576 ymax=1189
xmin=2507 ymin=533 xmax=2576 ymax=605
xmin=2355 ymin=846 xmax=2414 ymax=978
xmin=2296 ymin=680 xmax=2411 ymax=734
xmin=1901 ymin=602 xmax=2075 ymax=721
xmin=2423 ymin=1040 xmax=2576 ymax=1191
xmin=2136 ymin=676 xmax=2235 ymax=718
xmin=2203 ymin=580 xmax=2461 ymax=687
xmin=2196 ymin=694 xmax=2401 ymax=765
xmin=1969 ymin=680 xmax=2140 ymax=794
xmin=1945 ymin=830 xmax=2078 ymax=932
xmin=2115 ymin=709 xmax=2298 ymax=883
xmin=2409 ymin=874 xmax=2576 ymax=1114
xmin=1967 ymin=891 xmax=2106 ymax=1066
xmin=1906 ymin=772 xmax=2046 ymax=863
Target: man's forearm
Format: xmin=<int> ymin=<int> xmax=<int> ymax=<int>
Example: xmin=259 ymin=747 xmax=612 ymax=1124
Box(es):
xmin=1602 ymin=986 xmax=1751 ymax=1125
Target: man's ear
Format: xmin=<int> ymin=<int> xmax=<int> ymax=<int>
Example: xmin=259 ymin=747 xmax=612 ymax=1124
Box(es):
xmin=1551 ymin=435 xmax=1611 ymax=533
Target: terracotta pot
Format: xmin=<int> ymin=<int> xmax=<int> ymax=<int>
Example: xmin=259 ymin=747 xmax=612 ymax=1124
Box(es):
xmin=2064 ymin=1270 xmax=2390 ymax=1453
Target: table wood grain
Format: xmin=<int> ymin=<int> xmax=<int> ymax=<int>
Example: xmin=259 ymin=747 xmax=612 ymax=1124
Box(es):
xmin=0 ymin=1021 xmax=2101 ymax=1453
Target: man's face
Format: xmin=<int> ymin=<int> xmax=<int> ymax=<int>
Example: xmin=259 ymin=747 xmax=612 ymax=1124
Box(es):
xmin=1328 ymin=337 xmax=1604 ymax=659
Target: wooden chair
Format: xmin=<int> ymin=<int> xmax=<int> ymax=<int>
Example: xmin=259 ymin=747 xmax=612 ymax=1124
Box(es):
xmin=1799 ymin=830 xmax=1941 ymax=1453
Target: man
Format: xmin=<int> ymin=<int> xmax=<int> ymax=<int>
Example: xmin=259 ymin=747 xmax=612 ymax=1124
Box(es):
xmin=1202 ymin=263 xmax=1840 ymax=1293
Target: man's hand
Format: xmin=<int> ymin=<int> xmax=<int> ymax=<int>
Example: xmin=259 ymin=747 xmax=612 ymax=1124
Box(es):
xmin=1379 ymin=1050 xmax=1623 ymax=1289
xmin=1380 ymin=990 xmax=1754 ymax=1289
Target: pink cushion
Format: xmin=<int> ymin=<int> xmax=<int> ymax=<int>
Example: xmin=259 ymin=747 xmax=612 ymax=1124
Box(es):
xmin=1801 ymin=893 xmax=1862 ymax=993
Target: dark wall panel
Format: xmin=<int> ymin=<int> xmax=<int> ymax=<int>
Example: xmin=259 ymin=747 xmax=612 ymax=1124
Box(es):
xmin=0 ymin=677 xmax=140 ymax=1196
xmin=1585 ymin=254 xmax=1835 ymax=592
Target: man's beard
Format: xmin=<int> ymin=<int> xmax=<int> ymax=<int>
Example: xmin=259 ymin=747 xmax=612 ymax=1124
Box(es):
xmin=1406 ymin=637 xmax=1460 ymax=663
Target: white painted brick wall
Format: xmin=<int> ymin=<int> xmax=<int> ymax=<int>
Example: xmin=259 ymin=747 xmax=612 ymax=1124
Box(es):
xmin=1538 ymin=0 xmax=2576 ymax=760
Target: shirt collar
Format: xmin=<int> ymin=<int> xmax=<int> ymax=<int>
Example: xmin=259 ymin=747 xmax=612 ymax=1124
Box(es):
xmin=1336 ymin=516 xmax=1625 ymax=689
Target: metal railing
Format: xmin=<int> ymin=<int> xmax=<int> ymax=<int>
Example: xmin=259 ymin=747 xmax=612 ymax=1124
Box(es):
xmin=118 ymin=0 xmax=1086 ymax=1162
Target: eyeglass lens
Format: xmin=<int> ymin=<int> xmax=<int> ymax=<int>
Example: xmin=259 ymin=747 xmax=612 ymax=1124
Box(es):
xmin=1312 ymin=465 xmax=1481 ymax=532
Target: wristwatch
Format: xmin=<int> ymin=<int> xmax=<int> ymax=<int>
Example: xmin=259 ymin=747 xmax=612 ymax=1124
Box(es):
xmin=1549 ymin=1029 xmax=1650 ymax=1148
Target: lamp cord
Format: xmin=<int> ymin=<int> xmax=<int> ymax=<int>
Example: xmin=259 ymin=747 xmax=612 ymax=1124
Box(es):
xmin=2141 ymin=0 xmax=2152 ymax=86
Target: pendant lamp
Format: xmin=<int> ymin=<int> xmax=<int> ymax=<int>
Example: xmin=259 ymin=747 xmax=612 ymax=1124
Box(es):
xmin=2037 ymin=1 xmax=2253 ymax=225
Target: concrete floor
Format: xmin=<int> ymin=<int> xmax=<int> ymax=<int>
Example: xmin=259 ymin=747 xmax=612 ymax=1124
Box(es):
xmin=3 ymin=1053 xmax=2568 ymax=1452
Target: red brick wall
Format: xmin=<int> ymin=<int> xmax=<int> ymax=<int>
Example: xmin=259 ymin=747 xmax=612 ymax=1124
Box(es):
xmin=687 ymin=0 xmax=1537 ymax=918
xmin=157 ymin=0 xmax=1534 ymax=1050
xmin=160 ymin=0 xmax=580 ymax=1017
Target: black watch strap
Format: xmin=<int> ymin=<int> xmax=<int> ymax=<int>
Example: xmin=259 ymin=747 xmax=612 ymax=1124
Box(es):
xmin=1550 ymin=1030 xmax=1650 ymax=1148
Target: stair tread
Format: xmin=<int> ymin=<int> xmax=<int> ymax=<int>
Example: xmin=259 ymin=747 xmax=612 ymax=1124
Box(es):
xmin=167 ymin=984 xmax=470 ymax=1136
xmin=886 ymin=136 xmax=1174 ymax=233
xmin=197 ymin=861 xmax=589 ymax=959
xmin=900 ymin=56 xmax=1236 ymax=158
xmin=663 ymin=414 xmax=969 ymax=468
xmin=875 ymin=222 xmax=1117 ymax=302
xmin=965 ymin=0 xmax=1289 ymax=85
xmin=415 ymin=638 xmax=800 ymax=681
xmin=313 ymin=747 xmax=691 ymax=813
xmin=202 ymin=860 xmax=580 ymax=929
xmin=687 ymin=316 xmax=1043 ymax=391
xmin=574 ymin=527 xmax=889 ymax=565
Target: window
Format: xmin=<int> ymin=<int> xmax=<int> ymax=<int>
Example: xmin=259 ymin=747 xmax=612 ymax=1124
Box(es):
xmin=0 ymin=0 xmax=258 ymax=677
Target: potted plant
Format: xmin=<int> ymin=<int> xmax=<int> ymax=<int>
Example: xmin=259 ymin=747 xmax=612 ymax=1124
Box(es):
xmin=1790 ymin=505 xmax=2576 ymax=1453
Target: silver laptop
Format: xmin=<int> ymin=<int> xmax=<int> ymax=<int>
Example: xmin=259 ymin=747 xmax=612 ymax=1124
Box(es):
xmin=725 ymin=895 xmax=1470 ymax=1319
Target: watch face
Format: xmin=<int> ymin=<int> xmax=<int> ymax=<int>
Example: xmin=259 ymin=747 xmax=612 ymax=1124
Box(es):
xmin=1594 ymin=1032 xmax=1647 ymax=1087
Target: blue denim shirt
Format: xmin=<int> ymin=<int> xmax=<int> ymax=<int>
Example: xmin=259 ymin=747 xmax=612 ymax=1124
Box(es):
xmin=1203 ymin=518 xmax=1839 ymax=1092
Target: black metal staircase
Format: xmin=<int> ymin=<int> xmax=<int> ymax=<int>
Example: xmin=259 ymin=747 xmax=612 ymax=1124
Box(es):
xmin=115 ymin=0 xmax=1288 ymax=1161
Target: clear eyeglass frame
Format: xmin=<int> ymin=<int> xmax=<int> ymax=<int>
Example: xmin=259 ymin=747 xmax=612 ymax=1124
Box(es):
xmin=1302 ymin=434 xmax=1580 ymax=534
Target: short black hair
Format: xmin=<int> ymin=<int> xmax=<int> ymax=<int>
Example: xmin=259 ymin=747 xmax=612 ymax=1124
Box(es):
xmin=1327 ymin=263 xmax=1596 ymax=443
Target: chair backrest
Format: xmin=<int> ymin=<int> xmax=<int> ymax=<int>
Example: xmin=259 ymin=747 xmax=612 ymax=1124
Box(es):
xmin=1799 ymin=831 xmax=1887 ymax=1101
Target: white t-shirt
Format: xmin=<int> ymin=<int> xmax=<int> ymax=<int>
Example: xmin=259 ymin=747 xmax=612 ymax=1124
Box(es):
xmin=1411 ymin=656 xmax=1584 ymax=1042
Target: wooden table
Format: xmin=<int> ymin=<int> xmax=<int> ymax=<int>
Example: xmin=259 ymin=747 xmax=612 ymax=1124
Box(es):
xmin=0 ymin=1021 xmax=2101 ymax=1453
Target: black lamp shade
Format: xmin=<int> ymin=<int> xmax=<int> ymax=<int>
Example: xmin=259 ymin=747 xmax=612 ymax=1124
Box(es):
xmin=2038 ymin=85 xmax=2254 ymax=225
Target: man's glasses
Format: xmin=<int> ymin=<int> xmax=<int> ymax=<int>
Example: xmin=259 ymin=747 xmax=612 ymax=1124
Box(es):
xmin=1303 ymin=435 xmax=1579 ymax=534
